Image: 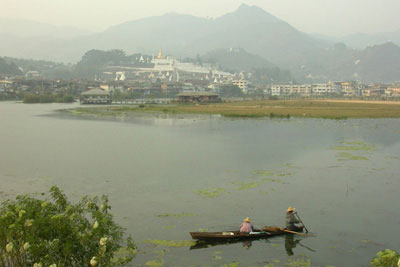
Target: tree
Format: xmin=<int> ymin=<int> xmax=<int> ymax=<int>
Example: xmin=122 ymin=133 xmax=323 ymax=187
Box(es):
xmin=0 ymin=186 xmax=136 ymax=267
xmin=220 ymin=84 xmax=243 ymax=97
xmin=371 ymin=249 xmax=399 ymax=267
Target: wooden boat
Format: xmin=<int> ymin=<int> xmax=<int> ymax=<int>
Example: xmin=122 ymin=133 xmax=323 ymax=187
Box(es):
xmin=190 ymin=226 xmax=288 ymax=241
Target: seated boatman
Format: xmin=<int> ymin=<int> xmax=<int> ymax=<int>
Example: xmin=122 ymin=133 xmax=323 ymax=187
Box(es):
xmin=285 ymin=207 xmax=303 ymax=231
xmin=240 ymin=217 xmax=255 ymax=234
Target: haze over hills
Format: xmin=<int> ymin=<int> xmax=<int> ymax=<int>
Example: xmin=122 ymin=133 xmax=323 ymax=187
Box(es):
xmin=0 ymin=18 xmax=92 ymax=39
xmin=341 ymin=30 xmax=400 ymax=49
xmin=1 ymin=4 xmax=400 ymax=83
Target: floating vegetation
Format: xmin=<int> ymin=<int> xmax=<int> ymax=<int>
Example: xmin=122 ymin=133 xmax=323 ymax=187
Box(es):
xmin=145 ymin=259 xmax=163 ymax=267
xmin=281 ymin=163 xmax=300 ymax=169
xmin=271 ymin=244 xmax=280 ymax=247
xmin=278 ymin=172 xmax=293 ymax=177
xmin=286 ymin=256 xmax=311 ymax=267
xmin=336 ymin=152 xmax=368 ymax=161
xmin=213 ymin=255 xmax=223 ymax=260
xmin=156 ymin=212 xmax=197 ymax=218
xmin=331 ymin=141 xmax=376 ymax=151
xmin=144 ymin=239 xmax=195 ymax=248
xmin=252 ymin=169 xmax=275 ymax=176
xmin=195 ymin=188 xmax=227 ymax=198
xmin=235 ymin=182 xmax=259 ymax=191
xmin=220 ymin=263 xmax=239 ymax=267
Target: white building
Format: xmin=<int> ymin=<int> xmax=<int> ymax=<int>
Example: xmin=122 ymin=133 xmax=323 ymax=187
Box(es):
xmin=312 ymin=82 xmax=339 ymax=95
xmin=233 ymin=79 xmax=249 ymax=93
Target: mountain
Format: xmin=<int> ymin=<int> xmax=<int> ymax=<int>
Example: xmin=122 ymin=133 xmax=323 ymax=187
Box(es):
xmin=355 ymin=42 xmax=400 ymax=83
xmin=0 ymin=5 xmax=327 ymax=66
xmin=0 ymin=57 xmax=23 ymax=75
xmin=0 ymin=18 xmax=92 ymax=39
xmin=341 ymin=30 xmax=400 ymax=49
xmin=201 ymin=48 xmax=275 ymax=72
xmin=1 ymin=5 xmax=400 ymax=83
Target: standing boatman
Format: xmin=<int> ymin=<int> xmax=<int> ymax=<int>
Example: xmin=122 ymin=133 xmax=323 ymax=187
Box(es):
xmin=285 ymin=207 xmax=303 ymax=231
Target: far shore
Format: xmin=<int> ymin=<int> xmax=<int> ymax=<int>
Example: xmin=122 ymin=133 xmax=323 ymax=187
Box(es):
xmin=64 ymin=99 xmax=400 ymax=119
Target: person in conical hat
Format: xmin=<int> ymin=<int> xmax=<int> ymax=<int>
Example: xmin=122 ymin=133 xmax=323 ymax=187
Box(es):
xmin=240 ymin=217 xmax=255 ymax=234
xmin=285 ymin=206 xmax=303 ymax=231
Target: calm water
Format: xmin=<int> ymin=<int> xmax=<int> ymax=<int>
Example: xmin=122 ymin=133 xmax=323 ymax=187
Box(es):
xmin=1 ymin=102 xmax=400 ymax=266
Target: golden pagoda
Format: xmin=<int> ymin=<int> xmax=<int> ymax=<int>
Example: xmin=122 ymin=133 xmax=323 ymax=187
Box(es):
xmin=157 ymin=49 xmax=164 ymax=59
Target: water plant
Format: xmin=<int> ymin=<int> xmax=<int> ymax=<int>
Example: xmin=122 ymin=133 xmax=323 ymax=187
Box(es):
xmin=336 ymin=152 xmax=368 ymax=161
xmin=146 ymin=259 xmax=163 ymax=267
xmin=195 ymin=188 xmax=227 ymax=198
xmin=252 ymin=169 xmax=275 ymax=176
xmin=331 ymin=141 xmax=376 ymax=151
xmin=143 ymin=240 xmax=195 ymax=248
xmin=286 ymin=255 xmax=311 ymax=267
xmin=235 ymin=182 xmax=259 ymax=191
xmin=0 ymin=186 xmax=136 ymax=267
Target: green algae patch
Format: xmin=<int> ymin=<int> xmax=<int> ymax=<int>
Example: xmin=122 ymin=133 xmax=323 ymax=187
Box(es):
xmin=144 ymin=239 xmax=196 ymax=248
xmin=252 ymin=169 xmax=275 ymax=176
xmin=278 ymin=172 xmax=293 ymax=177
xmin=286 ymin=256 xmax=311 ymax=267
xmin=156 ymin=212 xmax=197 ymax=218
xmin=220 ymin=263 xmax=239 ymax=267
xmin=337 ymin=152 xmax=368 ymax=161
xmin=146 ymin=259 xmax=163 ymax=267
xmin=235 ymin=182 xmax=259 ymax=191
xmin=195 ymin=187 xmax=227 ymax=198
xmin=331 ymin=141 xmax=376 ymax=151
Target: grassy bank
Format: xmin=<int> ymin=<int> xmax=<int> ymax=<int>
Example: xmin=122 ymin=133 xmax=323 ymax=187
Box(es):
xmin=66 ymin=100 xmax=400 ymax=119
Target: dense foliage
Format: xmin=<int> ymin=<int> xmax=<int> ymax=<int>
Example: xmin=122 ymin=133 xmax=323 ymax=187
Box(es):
xmin=371 ymin=249 xmax=400 ymax=267
xmin=23 ymin=93 xmax=74 ymax=103
xmin=0 ymin=186 xmax=136 ymax=267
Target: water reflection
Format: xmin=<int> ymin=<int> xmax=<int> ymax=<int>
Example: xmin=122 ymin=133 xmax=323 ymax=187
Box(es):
xmin=285 ymin=234 xmax=300 ymax=256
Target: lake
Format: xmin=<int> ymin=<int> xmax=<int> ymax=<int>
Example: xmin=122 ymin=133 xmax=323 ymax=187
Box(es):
xmin=1 ymin=102 xmax=399 ymax=266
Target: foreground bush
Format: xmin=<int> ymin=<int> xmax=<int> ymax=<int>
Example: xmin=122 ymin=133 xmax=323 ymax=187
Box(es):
xmin=371 ymin=249 xmax=400 ymax=267
xmin=0 ymin=186 xmax=135 ymax=267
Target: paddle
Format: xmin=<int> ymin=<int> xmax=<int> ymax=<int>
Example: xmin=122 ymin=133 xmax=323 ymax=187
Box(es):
xmin=295 ymin=212 xmax=309 ymax=233
xmin=297 ymin=242 xmax=316 ymax=252
xmin=282 ymin=229 xmax=312 ymax=236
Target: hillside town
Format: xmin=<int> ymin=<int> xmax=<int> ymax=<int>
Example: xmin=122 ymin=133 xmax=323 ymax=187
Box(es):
xmin=1 ymin=50 xmax=400 ymax=103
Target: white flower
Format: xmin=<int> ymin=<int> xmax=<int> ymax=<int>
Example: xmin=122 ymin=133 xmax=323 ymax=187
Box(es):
xmin=93 ymin=221 xmax=99 ymax=229
xmin=99 ymin=237 xmax=108 ymax=246
xmin=90 ymin=256 xmax=98 ymax=266
xmin=25 ymin=219 xmax=33 ymax=227
xmin=23 ymin=242 xmax=30 ymax=250
xmin=18 ymin=210 xmax=26 ymax=218
xmin=5 ymin=242 xmax=13 ymax=253
xmin=33 ymin=263 xmax=43 ymax=267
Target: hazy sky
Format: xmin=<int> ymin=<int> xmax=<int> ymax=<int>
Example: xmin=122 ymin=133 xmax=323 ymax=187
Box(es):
xmin=1 ymin=0 xmax=400 ymax=36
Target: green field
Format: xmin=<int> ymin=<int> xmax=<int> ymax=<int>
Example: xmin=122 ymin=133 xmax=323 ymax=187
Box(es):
xmin=67 ymin=100 xmax=400 ymax=119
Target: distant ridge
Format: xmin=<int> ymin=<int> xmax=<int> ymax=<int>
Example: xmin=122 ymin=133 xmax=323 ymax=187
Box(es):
xmin=1 ymin=5 xmax=400 ymax=83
